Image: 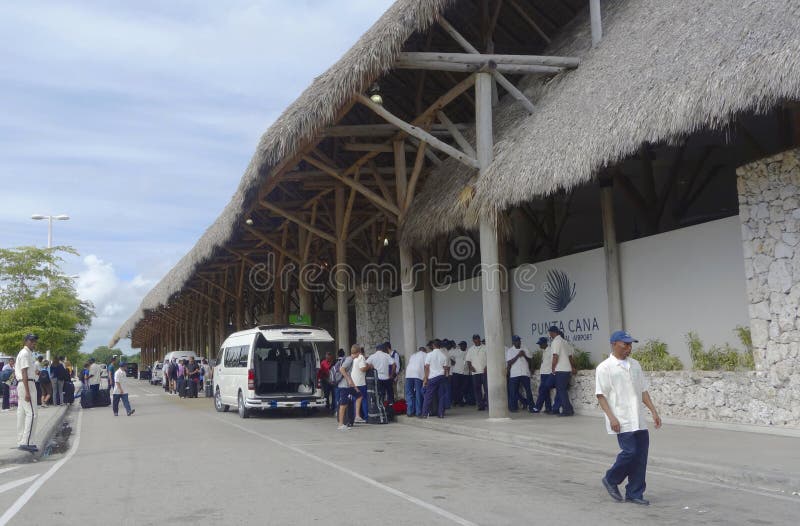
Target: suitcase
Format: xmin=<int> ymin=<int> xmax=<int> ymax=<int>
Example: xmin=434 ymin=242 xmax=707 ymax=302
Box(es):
xmin=95 ymin=389 xmax=111 ymax=407
xmin=205 ymin=380 xmax=213 ymax=398
xmin=366 ymin=370 xmax=388 ymax=424
xmin=63 ymin=381 xmax=75 ymax=404
xmin=80 ymin=388 xmax=92 ymax=408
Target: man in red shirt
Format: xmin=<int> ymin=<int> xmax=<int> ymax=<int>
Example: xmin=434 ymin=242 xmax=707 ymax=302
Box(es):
xmin=317 ymin=351 xmax=336 ymax=413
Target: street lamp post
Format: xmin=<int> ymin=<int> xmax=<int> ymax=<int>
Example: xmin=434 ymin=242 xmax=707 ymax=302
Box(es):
xmin=31 ymin=214 xmax=70 ymax=248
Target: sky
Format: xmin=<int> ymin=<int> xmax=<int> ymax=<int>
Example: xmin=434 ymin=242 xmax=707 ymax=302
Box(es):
xmin=0 ymin=0 xmax=395 ymax=356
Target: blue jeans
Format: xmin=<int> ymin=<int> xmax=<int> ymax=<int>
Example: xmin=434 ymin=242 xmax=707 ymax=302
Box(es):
xmin=534 ymin=374 xmax=555 ymax=412
xmin=606 ymin=430 xmax=650 ymax=500
xmin=472 ymin=373 xmax=487 ymax=409
xmin=551 ymin=372 xmax=573 ymax=415
xmin=404 ymin=378 xmax=423 ymax=416
xmin=421 ymin=375 xmax=448 ymax=417
xmin=508 ymin=376 xmax=533 ymax=411
xmin=112 ymin=393 xmax=132 ymax=415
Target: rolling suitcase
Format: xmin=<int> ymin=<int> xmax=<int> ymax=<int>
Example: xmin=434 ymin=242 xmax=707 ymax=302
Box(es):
xmin=205 ymin=379 xmax=213 ymax=398
xmin=96 ymin=388 xmax=111 ymax=407
xmin=80 ymin=388 xmax=92 ymax=409
xmin=63 ymin=381 xmax=75 ymax=405
xmin=366 ymin=370 xmax=388 ymax=424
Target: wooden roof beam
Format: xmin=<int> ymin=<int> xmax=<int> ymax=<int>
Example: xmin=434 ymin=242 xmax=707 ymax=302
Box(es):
xmin=258 ymin=198 xmax=338 ymax=245
xmin=398 ymin=52 xmax=579 ymax=68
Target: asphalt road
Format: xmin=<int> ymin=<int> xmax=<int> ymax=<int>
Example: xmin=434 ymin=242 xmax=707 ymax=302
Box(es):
xmin=0 ymin=381 xmax=797 ymax=526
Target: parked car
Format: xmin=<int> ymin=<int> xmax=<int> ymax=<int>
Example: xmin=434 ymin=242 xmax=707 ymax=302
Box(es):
xmin=213 ymin=325 xmax=330 ymax=418
xmin=138 ymin=366 xmax=152 ymax=380
xmin=125 ymin=362 xmax=139 ymax=378
xmin=150 ymin=362 xmax=164 ymax=385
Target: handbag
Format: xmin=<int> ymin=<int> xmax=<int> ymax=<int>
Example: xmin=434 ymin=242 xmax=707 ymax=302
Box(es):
xmin=9 ymin=384 xmax=18 ymax=406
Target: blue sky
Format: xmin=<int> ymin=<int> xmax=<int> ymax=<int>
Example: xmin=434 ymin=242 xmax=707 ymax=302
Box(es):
xmin=0 ymin=0 xmax=394 ymax=355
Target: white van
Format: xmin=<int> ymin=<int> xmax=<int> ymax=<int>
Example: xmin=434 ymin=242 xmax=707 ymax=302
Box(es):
xmin=163 ymin=350 xmax=199 ymax=364
xmin=150 ymin=362 xmax=164 ymax=385
xmin=213 ymin=325 xmax=331 ymax=418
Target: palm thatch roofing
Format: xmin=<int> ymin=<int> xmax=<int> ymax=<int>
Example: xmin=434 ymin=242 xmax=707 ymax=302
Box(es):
xmin=112 ymin=0 xmax=457 ymax=345
xmin=401 ymin=0 xmax=800 ymax=246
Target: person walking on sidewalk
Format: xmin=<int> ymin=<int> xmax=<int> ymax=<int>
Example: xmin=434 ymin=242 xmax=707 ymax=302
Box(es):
xmin=336 ymin=345 xmax=358 ymax=430
xmin=549 ymin=327 xmax=576 ymax=416
xmin=532 ymin=337 xmax=555 ymax=414
xmin=112 ymin=362 xmax=135 ymax=416
xmin=88 ymin=358 xmax=101 ymax=406
xmin=597 ymin=330 xmax=661 ymax=506
xmin=2 ymin=358 xmax=14 ymax=411
xmin=15 ymin=334 xmax=39 ymax=452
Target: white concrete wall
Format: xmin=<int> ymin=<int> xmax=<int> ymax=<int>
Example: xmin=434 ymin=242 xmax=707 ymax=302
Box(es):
xmin=390 ymin=217 xmax=749 ymax=366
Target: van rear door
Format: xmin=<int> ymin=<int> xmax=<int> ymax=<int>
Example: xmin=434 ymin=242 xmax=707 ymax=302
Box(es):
xmin=251 ymin=334 xmax=319 ymax=400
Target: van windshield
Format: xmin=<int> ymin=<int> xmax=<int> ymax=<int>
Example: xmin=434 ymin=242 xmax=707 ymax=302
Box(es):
xmin=252 ymin=333 xmax=317 ymax=396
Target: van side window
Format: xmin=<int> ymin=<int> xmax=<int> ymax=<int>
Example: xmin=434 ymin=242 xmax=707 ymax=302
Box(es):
xmin=237 ymin=345 xmax=249 ymax=367
xmin=224 ymin=348 xmax=238 ymax=368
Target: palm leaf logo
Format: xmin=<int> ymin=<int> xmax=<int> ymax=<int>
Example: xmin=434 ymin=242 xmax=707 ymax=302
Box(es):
xmin=544 ymin=269 xmax=576 ymax=312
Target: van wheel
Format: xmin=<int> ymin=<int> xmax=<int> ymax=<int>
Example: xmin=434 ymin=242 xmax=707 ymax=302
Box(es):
xmin=215 ymin=388 xmax=229 ymax=413
xmin=238 ymin=392 xmax=249 ymax=419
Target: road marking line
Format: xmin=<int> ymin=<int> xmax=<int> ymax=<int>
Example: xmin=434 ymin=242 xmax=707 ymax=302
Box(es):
xmin=0 ymin=467 xmax=20 ymax=476
xmin=0 ymin=475 xmax=38 ymax=495
xmin=216 ymin=417 xmax=477 ymax=526
xmin=0 ymin=410 xmax=83 ymax=526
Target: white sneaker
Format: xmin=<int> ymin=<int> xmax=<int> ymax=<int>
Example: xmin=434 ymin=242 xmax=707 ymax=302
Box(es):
xmin=337 ymin=425 xmax=349 ymax=431
xmin=354 ymin=417 xmax=366 ymax=423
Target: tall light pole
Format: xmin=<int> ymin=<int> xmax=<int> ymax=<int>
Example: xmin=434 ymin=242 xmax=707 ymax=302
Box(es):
xmin=31 ymin=214 xmax=70 ymax=248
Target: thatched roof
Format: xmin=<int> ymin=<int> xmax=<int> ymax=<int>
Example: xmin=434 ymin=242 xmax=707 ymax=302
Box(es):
xmin=111 ymin=0 xmax=456 ymax=345
xmin=401 ymin=0 xmax=800 ymax=246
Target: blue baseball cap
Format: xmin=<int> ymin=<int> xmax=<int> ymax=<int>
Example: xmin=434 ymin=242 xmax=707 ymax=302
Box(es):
xmin=376 ymin=343 xmax=384 ymax=350
xmin=610 ymin=330 xmax=638 ymax=344
xmin=536 ymin=337 xmax=549 ymax=346
xmin=512 ymin=335 xmax=521 ymax=342
xmin=547 ymin=325 xmax=559 ymax=333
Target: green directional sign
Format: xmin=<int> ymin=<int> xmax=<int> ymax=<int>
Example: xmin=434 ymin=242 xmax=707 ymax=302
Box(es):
xmin=289 ymin=314 xmax=311 ymax=325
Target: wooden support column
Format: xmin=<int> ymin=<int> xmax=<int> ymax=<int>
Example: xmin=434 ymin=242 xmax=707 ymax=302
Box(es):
xmin=297 ymin=228 xmax=313 ymax=322
xmin=236 ymin=260 xmax=246 ymax=330
xmin=207 ymin=302 xmax=214 ymax=357
xmin=422 ymin=249 xmax=434 ymax=342
xmin=600 ymin=180 xmax=624 ymax=332
xmin=399 ymin=245 xmax=418 ymax=365
xmin=476 ymin=70 xmax=509 ymax=419
xmin=334 ymin=185 xmax=350 ymax=351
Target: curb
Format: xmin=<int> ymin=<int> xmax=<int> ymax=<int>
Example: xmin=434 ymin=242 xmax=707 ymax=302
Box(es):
xmin=397 ymin=416 xmax=800 ymax=494
xmin=0 ymin=404 xmax=69 ymax=467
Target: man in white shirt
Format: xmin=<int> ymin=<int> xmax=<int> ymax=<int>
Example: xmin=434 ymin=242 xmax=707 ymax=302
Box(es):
xmin=366 ymin=344 xmax=395 ymax=403
xmin=385 ymin=341 xmax=401 ymax=400
xmin=404 ymin=346 xmax=427 ymax=417
xmin=351 ymin=347 xmax=368 ymax=423
xmin=421 ymin=340 xmax=450 ymax=418
xmin=88 ymin=357 xmax=102 ymax=406
xmin=505 ymin=335 xmax=534 ymax=412
xmin=15 ymin=334 xmax=39 ymax=452
xmin=596 ymin=331 xmax=661 ymax=506
xmin=549 ymin=327 xmax=576 ymax=416
xmin=449 ymin=340 xmax=469 ymax=407
xmin=465 ymin=334 xmax=488 ymax=410
xmin=532 ymin=337 xmax=555 ymax=413
xmin=112 ymin=363 xmax=136 ymax=416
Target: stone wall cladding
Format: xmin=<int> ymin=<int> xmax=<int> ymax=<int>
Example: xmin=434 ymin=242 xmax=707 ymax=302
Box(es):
xmin=737 ymin=149 xmax=800 ymax=401
xmin=355 ymin=282 xmax=390 ymax=352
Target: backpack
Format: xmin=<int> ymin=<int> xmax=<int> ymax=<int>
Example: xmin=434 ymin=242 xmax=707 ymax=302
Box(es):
xmin=39 ymin=369 xmax=50 ymax=383
xmin=0 ymin=368 xmax=12 ymax=383
xmin=328 ymin=357 xmax=344 ymax=386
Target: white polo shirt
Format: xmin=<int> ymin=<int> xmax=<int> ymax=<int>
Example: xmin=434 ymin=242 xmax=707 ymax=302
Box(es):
xmin=113 ymin=368 xmax=127 ymax=395
xmin=551 ymin=335 xmax=573 ymax=373
xmin=537 ymin=346 xmax=553 ymax=374
xmin=424 ymin=349 xmax=449 ymax=379
xmin=448 ymin=348 xmax=467 ymax=375
xmin=595 ymin=355 xmax=650 ymax=434
xmin=88 ymin=362 xmax=102 ymax=386
xmin=351 ymin=355 xmax=367 ymax=387
xmin=465 ymin=345 xmax=487 ymax=374
xmin=405 ymin=351 xmax=426 ymax=380
xmin=505 ymin=346 xmax=532 ymax=378
xmin=15 ymin=346 xmax=35 ymax=383
xmin=366 ymin=351 xmax=393 ymax=380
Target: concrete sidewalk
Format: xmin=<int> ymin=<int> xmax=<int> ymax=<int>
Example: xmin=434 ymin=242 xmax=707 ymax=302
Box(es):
xmin=398 ymin=406 xmax=800 ymax=495
xmin=0 ymin=402 xmax=69 ymax=466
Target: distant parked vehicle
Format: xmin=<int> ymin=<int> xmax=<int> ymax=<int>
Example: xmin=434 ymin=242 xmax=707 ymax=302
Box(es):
xmin=125 ymin=362 xmax=138 ymax=378
xmin=139 ymin=366 xmax=152 ymax=381
xmin=150 ymin=362 xmax=163 ymax=385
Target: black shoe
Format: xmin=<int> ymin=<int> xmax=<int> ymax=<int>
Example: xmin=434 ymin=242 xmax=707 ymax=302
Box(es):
xmin=625 ymin=497 xmax=650 ymax=506
xmin=127 ymin=409 xmax=135 ymax=416
xmin=530 ymin=408 xmax=540 ymax=414
xmin=602 ymin=477 xmax=623 ymax=502
xmin=557 ymin=412 xmax=574 ymax=417
xmin=18 ymin=445 xmax=38 ymax=453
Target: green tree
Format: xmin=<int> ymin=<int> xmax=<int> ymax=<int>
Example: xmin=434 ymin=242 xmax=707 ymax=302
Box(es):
xmin=0 ymin=246 xmax=94 ymax=365
xmin=89 ymin=346 xmax=123 ymax=364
